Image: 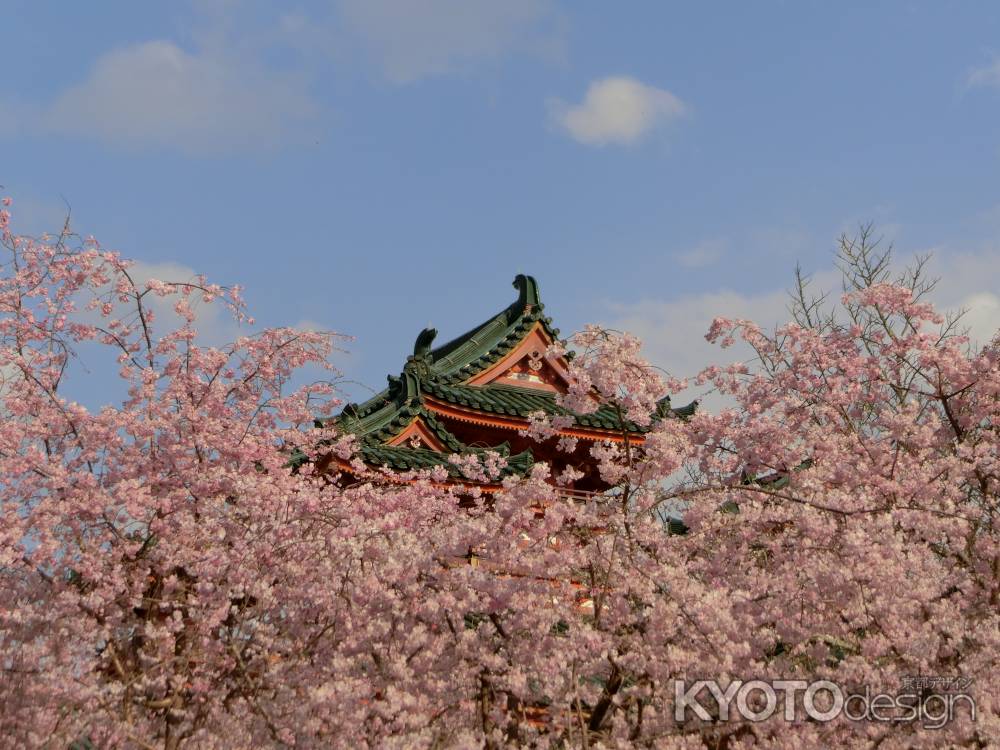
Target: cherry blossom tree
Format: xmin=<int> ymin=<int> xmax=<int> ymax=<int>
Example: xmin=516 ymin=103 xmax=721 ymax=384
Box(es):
xmin=0 ymin=199 xmax=996 ymax=748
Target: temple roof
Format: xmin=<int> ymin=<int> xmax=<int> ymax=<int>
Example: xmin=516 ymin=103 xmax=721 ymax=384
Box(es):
xmin=423 ymin=381 xmax=696 ymax=430
xmin=423 ymin=274 xmax=561 ymax=383
xmin=358 ymin=441 xmax=535 ymax=478
xmin=334 ymin=274 xmax=695 ymax=482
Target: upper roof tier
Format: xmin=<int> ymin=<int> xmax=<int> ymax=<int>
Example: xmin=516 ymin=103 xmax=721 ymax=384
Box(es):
xmin=338 ymin=275 xmax=558 ymax=428
xmin=424 ymin=274 xmax=561 ymax=383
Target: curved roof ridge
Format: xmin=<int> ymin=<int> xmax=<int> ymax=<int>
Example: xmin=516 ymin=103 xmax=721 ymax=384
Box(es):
xmin=428 ymin=274 xmax=556 ymax=377
xmin=338 ymin=275 xmax=556 ymax=419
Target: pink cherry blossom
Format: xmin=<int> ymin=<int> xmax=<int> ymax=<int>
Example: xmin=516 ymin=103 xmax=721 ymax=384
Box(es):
xmin=0 ymin=202 xmax=995 ymax=748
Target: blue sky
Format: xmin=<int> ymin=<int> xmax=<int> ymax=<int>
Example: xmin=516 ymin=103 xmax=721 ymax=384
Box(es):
xmin=3 ymin=1 xmax=1000 ymax=406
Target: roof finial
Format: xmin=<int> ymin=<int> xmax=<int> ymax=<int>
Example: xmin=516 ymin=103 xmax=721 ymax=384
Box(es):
xmin=512 ymin=274 xmax=540 ymax=310
xmin=412 ymin=327 xmax=437 ymax=359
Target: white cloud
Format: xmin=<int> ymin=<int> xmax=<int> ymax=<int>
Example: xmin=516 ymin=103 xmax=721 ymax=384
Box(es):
xmin=605 ymin=246 xmax=1000 ymax=413
xmin=924 ymin=250 xmax=1000 ymax=348
xmin=335 ymin=0 xmax=560 ymax=83
xmin=957 ymin=292 xmax=1000 ymax=345
xmin=550 ymin=76 xmax=687 ymax=146
xmin=41 ymin=40 xmax=317 ymax=153
xmin=675 ymin=239 xmax=726 ymax=268
xmin=607 ymin=285 xmax=802 ymax=412
xmin=966 ymin=58 xmax=1000 ymax=89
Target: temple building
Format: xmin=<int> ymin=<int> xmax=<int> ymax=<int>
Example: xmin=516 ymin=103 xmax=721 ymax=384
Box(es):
xmin=333 ymin=275 xmax=695 ymax=494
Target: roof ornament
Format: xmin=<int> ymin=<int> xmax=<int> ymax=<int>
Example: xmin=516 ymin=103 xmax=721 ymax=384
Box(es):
xmin=512 ymin=274 xmax=541 ymax=312
xmin=412 ymin=327 xmax=437 ymax=359
xmin=399 ymin=326 xmax=437 ymax=398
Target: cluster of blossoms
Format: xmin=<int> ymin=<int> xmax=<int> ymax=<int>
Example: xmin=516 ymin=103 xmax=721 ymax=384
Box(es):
xmin=552 ymin=326 xmax=681 ymax=427
xmin=0 ymin=202 xmax=997 ymax=748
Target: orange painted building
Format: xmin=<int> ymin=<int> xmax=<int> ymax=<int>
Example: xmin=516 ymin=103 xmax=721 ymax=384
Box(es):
xmin=334 ymin=275 xmax=695 ymax=493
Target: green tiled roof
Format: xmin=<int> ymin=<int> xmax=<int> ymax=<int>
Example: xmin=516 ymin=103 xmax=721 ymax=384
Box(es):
xmin=425 ymin=381 xmax=656 ymax=432
xmin=359 ymin=442 xmax=534 ymax=478
xmin=339 ymin=403 xmax=467 ymax=452
xmin=427 ymin=274 xmax=563 ymax=384
xmin=332 ymin=274 xmax=696 ymax=480
xmin=664 ymin=398 xmax=697 ymax=419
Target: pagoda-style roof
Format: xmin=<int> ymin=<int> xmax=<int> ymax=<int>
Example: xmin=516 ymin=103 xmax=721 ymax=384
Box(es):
xmin=358 ymin=441 xmax=535 ymax=478
xmin=423 ymin=380 xmax=696 ymax=428
xmin=333 ymin=275 xmax=695 ymax=486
